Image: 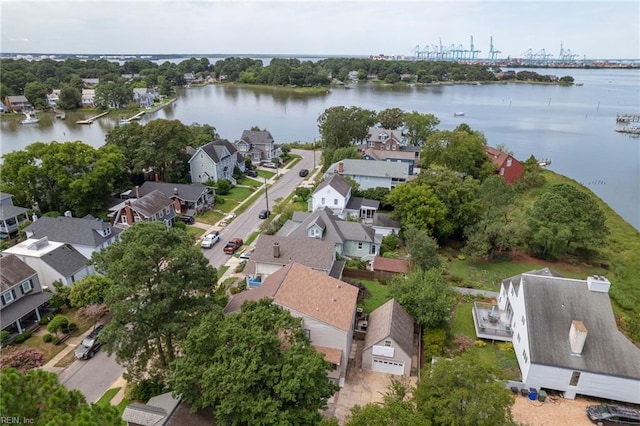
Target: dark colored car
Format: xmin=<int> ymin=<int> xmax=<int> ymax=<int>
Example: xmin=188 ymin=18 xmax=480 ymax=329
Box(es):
xmin=223 ymin=238 xmax=244 ymax=254
xmin=74 ymin=325 xmax=104 ymax=360
xmin=177 ymin=215 xmax=195 ymax=225
xmin=245 ymin=169 xmax=258 ymax=178
xmin=258 ymin=209 xmax=271 ymax=219
xmin=587 ymin=404 xmax=640 ymax=425
xmin=299 ymin=168 xmax=309 ymax=177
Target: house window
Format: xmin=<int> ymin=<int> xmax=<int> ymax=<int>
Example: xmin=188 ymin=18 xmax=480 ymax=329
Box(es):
xmin=165 ymin=207 xmax=170 ymax=215
xmin=517 ymin=333 xmax=521 ymax=343
xmin=104 ymin=227 xmax=111 ymax=236
xmin=384 ymin=340 xmax=392 ymax=347
xmin=2 ymin=290 xmax=14 ymax=305
xmin=500 ymin=167 xmax=505 ymax=176
xmin=369 ymin=141 xmax=375 ymax=147
xmin=521 ymin=315 xmax=525 ymax=325
xmin=121 ymin=216 xmax=128 ymax=225
xmin=321 ymin=198 xmax=325 ymax=205
xmin=134 ymin=216 xmax=142 ymax=222
xmin=569 ymin=371 xmax=581 ymax=386
xmin=159 ymin=209 xmax=164 ymax=218
xmin=334 ymin=199 xmax=338 ymax=206
xmin=21 ymin=280 xmax=33 ymax=294
xmin=507 ymin=158 xmax=513 ymax=167
xmin=391 ymin=144 xmax=396 ymax=150
xmin=371 ymin=244 xmax=376 ymax=254
xmin=522 ymin=349 xmax=528 ymax=364
xmin=305 ymin=329 xmax=311 ymax=338
xmin=358 ymin=242 xmax=363 ymax=250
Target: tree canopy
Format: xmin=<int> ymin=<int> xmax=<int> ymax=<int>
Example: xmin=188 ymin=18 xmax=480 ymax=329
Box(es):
xmin=404 ymin=226 xmax=441 ymax=271
xmin=421 ymin=126 xmax=491 ymax=179
xmin=385 ymin=182 xmax=447 ymax=234
xmin=317 ymin=106 xmax=377 ymax=149
xmin=170 ymin=299 xmax=338 ymax=425
xmin=403 ymin=111 xmax=440 ymax=146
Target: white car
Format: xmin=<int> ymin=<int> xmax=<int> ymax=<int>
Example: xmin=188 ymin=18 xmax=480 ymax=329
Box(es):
xmin=201 ymin=232 xmax=220 ymax=249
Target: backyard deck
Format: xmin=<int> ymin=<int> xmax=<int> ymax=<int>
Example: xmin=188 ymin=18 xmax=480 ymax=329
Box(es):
xmin=472 ymin=301 xmax=514 ymax=342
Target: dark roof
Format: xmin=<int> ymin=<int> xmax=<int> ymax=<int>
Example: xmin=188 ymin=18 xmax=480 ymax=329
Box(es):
xmin=24 ymin=216 xmax=121 ymax=248
xmin=501 ymin=267 xmax=562 ymax=294
xmin=251 ymin=235 xmax=335 ymax=272
xmin=40 ymin=244 xmax=89 ymax=276
xmin=329 ymin=260 xmax=345 ymax=279
xmin=522 ymin=274 xmax=640 ymax=378
xmin=373 ymin=257 xmax=409 ymax=273
xmin=240 ymin=130 xmax=275 ymax=145
xmin=136 ymin=182 xmax=208 ymax=202
xmin=372 ymin=213 xmax=401 ymax=229
xmin=314 ymin=174 xmax=352 ymax=198
xmin=285 ymin=207 xmax=375 ymax=244
xmin=0 ymin=291 xmax=52 ymax=325
xmin=0 ymin=254 xmax=37 ymax=291
xmin=131 ymin=190 xmax=174 ymax=217
xmin=122 ymin=402 xmax=168 ymax=426
xmin=199 ymin=139 xmax=238 ymax=163
xmin=345 ymin=196 xmax=380 ymax=211
xmin=0 ymin=205 xmax=28 ymax=221
xmin=364 ymin=299 xmax=414 ymax=356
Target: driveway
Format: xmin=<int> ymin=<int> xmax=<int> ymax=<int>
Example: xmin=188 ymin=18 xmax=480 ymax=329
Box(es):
xmin=58 ymin=349 xmax=125 ymax=403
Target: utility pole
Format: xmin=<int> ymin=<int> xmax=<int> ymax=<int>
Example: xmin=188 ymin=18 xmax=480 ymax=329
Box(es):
xmin=264 ymin=177 xmax=269 ymax=212
xmin=313 ymin=139 xmax=316 ymax=169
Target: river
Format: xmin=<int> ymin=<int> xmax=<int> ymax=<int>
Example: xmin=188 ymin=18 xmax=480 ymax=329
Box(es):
xmin=1 ymin=68 xmax=638 ymax=230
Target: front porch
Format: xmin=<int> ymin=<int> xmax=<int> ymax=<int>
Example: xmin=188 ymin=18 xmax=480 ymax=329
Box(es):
xmin=472 ymin=302 xmax=513 ymax=342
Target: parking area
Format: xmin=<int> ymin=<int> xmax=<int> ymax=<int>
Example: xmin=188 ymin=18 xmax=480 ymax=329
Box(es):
xmin=511 ymin=393 xmax=598 ymax=426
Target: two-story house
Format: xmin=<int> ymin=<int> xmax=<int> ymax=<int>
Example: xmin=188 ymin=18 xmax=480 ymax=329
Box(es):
xmin=244 ymin=235 xmax=344 ymax=287
xmin=23 ymin=213 xmax=121 ymax=259
xmin=0 ymin=254 xmax=53 ymax=339
xmin=309 ymin=174 xmax=379 ymax=222
xmin=4 ymin=95 xmax=32 ymax=112
xmin=132 ymin=88 xmax=158 ymax=108
xmin=47 ymin=89 xmax=61 ymax=108
xmin=474 ymin=269 xmax=640 ymax=404
xmin=324 ymin=160 xmax=409 ymax=190
xmin=109 ymin=190 xmax=176 ymax=228
xmin=81 ymin=89 xmax=96 ymax=108
xmin=0 ymin=192 xmax=30 ymax=239
xmin=189 ymin=140 xmax=245 ymax=184
xmin=122 ymin=182 xmax=215 ymax=216
xmin=484 ymin=146 xmax=524 ymax=184
xmin=224 ymin=262 xmax=359 ymax=385
xmin=233 ymin=130 xmax=279 ymax=163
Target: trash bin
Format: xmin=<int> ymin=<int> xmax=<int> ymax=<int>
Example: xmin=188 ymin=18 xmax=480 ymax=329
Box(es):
xmin=520 ymin=388 xmax=529 ymax=397
xmin=528 ymin=388 xmax=538 ymax=401
xmin=537 ymin=390 xmax=547 ymax=402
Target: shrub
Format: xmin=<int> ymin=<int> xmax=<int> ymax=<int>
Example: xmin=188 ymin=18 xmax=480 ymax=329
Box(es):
xmin=42 ymin=333 xmax=53 ymax=343
xmin=423 ymin=328 xmax=447 ymax=361
xmin=498 ymin=342 xmax=514 ymax=352
xmin=234 ymin=262 xmax=246 ymax=273
xmin=230 ymin=281 xmax=247 ymax=295
xmin=68 ymin=322 xmax=78 ymax=332
xmin=39 ymin=316 xmax=52 ymax=325
xmin=0 ymin=348 xmax=45 ymax=372
xmin=52 ymin=336 xmax=61 ymax=345
xmin=0 ymin=331 xmax=9 ymax=346
xmin=451 ymin=334 xmax=475 ymax=354
xmin=215 ymin=179 xmax=233 ymax=195
xmin=14 ymin=331 xmax=32 ymax=344
xmin=125 ymin=376 xmax=169 ymax=402
xmin=47 ymin=315 xmax=69 ymax=335
xmin=474 ymin=340 xmax=487 ymax=347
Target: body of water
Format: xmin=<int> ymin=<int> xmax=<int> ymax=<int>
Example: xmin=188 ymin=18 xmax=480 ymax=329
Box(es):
xmin=1 ymin=68 xmax=638 ymax=230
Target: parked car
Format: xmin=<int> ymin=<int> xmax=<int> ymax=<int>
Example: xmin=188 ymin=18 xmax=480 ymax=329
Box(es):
xmin=239 ymin=250 xmax=251 ymax=260
xmin=258 ymin=209 xmax=271 ymax=219
xmin=261 ymin=162 xmax=277 ymax=169
xmin=299 ymin=168 xmax=309 ymax=177
xmin=245 ymin=169 xmax=258 ymax=178
xmin=587 ymin=404 xmax=640 ymax=425
xmin=201 ymin=231 xmax=220 ymax=249
xmin=177 ymin=215 xmax=195 ymax=225
xmin=74 ymin=325 xmax=104 ymax=360
xmin=223 ymin=238 xmax=244 ymax=254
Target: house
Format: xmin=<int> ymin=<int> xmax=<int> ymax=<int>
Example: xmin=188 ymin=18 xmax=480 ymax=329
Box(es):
xmin=308 ymin=174 xmax=379 ymax=221
xmin=278 ymin=207 xmax=378 ymax=260
xmin=233 ymin=130 xmax=279 ymax=163
xmin=3 ymin=238 xmax=94 ymax=289
xmin=357 ymin=128 xmax=421 ymax=171
xmin=0 ymin=102 xmax=8 ymax=113
xmin=81 ymin=78 xmax=100 ymax=87
xmin=224 ymin=262 xmax=359 ymax=384
xmin=370 ymin=256 xmax=409 ymax=280
xmin=122 ymin=392 xmax=182 ymax=426
xmin=81 ymin=89 xmax=95 ymax=108
xmin=122 ymin=182 xmax=214 ymax=216
xmin=109 ymin=190 xmax=177 ymax=228
xmin=474 ymin=269 xmax=640 ymax=404
xmin=47 ymin=89 xmax=61 ymax=108
xmin=4 ymin=95 xmax=32 ymax=112
xmin=363 ymin=148 xmax=417 ymax=175
xmin=23 ymin=213 xmax=121 ymax=259
xmin=244 ymin=235 xmax=343 ymax=287
xmin=0 ymin=192 xmax=30 ymax=238
xmin=183 ymin=73 xmax=203 ymax=85
xmin=362 ymin=299 xmax=414 ymax=376
xmin=132 ymin=88 xmax=158 ymax=108
xmin=371 ymin=213 xmax=401 ymax=239
xmin=365 ymin=128 xmax=404 ymax=151
xmin=324 ymin=160 xmax=409 ymax=190
xmin=188 ymin=140 xmax=245 ymax=184
xmin=484 ymin=146 xmax=524 ymax=184
xmin=0 ymin=254 xmax=53 ymax=339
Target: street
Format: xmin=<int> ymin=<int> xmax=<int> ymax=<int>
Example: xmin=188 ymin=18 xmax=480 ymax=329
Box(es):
xmin=58 ymin=350 xmax=125 ymax=403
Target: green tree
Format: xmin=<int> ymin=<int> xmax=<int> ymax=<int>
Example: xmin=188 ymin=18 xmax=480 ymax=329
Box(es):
xmin=385 ymin=182 xmax=447 ymax=234
xmin=48 ymin=281 xmax=71 ymax=310
xmin=24 ymin=81 xmax=48 ymax=109
xmin=0 ymin=368 xmax=124 ymax=425
xmin=322 ymin=146 xmax=362 ymax=171
xmin=389 ymin=268 xmax=455 ymax=328
xmin=57 ymin=85 xmax=82 ymax=110
xmin=422 ymin=128 xmax=491 ymax=179
xmin=170 ymin=299 xmax=338 ymax=425
xmin=91 ymin=222 xmax=223 ymax=382
xmin=69 ymin=275 xmax=112 ymax=308
xmin=376 ymin=107 xmax=405 ymax=129
xmin=189 ymin=123 xmax=220 ymax=147
xmin=414 ymin=354 xmax=514 ymax=425
xmin=403 ymin=111 xmax=440 ymax=146
xmin=318 ymin=106 xmax=376 ymax=149
xmin=405 ymin=226 xmax=441 ymax=271
xmin=139 ymin=119 xmax=192 ymax=182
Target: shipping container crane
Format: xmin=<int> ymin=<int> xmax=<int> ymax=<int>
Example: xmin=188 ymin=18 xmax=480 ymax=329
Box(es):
xmin=469 ymin=36 xmax=481 ymax=60
xmin=489 ymin=36 xmax=501 ymax=62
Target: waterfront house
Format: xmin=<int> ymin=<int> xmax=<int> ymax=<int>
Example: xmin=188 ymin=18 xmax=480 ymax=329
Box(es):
xmin=363 ymin=148 xmax=417 ymax=175
xmin=475 ymin=269 xmax=640 ymax=404
xmin=309 ymin=174 xmax=380 ymax=222
xmin=324 ymin=160 xmax=409 ymax=190
xmin=233 ymin=130 xmax=279 ymax=163
xmin=189 ymin=139 xmax=245 ymax=184
xmin=484 ymin=146 xmax=524 ymax=184
xmin=0 ymin=193 xmax=30 ymax=239
xmin=47 ymin=89 xmax=61 ymax=108
xmin=109 ymin=190 xmax=176 ymax=228
xmin=122 ymin=182 xmax=214 ymax=216
xmin=81 ymin=78 xmax=100 ymax=87
xmin=4 ymin=95 xmax=32 ymax=112
xmin=81 ymin=89 xmax=96 ymax=108
xmin=132 ymin=88 xmax=158 ymax=108
xmin=224 ymin=262 xmax=359 ymax=384
xmin=0 ymin=254 xmax=52 ymax=339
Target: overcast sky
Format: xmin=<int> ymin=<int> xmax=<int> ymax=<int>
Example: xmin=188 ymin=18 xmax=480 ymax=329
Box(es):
xmin=1 ymin=1 xmax=638 ymax=59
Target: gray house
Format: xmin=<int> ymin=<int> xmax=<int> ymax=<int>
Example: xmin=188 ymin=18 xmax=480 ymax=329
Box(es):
xmin=189 ymin=140 xmax=245 ymax=184
xmin=233 ymin=130 xmax=279 ymax=163
xmin=0 ymin=192 xmax=30 ymax=238
xmin=123 ymin=182 xmax=215 ymax=216
xmin=324 ymin=159 xmax=409 ymax=190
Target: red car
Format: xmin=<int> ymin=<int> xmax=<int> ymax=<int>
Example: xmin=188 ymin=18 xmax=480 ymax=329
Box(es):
xmin=223 ymin=238 xmax=243 ymax=254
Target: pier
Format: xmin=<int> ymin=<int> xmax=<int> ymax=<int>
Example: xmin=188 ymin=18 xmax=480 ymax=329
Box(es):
xmin=616 ymin=113 xmax=640 ymax=124
xmin=76 ymin=111 xmax=109 ymax=125
xmin=125 ymin=111 xmax=146 ymax=121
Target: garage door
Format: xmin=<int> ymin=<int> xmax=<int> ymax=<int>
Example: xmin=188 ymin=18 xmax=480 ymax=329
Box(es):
xmin=372 ymin=357 xmax=404 ymax=375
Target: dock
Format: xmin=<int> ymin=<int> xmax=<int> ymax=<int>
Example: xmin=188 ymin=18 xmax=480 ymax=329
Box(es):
xmin=616 ymin=113 xmax=640 ymax=123
xmin=615 ymin=125 xmax=640 ymax=136
xmin=125 ymin=111 xmax=146 ymax=121
xmin=76 ymin=111 xmax=109 ymax=125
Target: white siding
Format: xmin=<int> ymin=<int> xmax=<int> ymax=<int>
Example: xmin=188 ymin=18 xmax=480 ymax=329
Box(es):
xmin=362 ymin=337 xmax=412 ymax=376
xmin=503 ymin=278 xmax=532 ymax=381
xmin=189 ymin=151 xmax=218 ymax=183
xmin=311 ymin=186 xmax=347 ymax=213
xmin=349 ymin=175 xmax=391 ymax=190
xmin=255 ymin=262 xmax=284 ymax=278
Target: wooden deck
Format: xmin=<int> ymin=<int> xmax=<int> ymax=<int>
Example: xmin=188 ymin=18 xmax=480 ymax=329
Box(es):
xmin=76 ymin=111 xmax=109 ymax=124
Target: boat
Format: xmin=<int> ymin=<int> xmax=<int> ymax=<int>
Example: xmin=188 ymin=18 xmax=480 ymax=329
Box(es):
xmin=453 ymin=112 xmax=465 ymax=117
xmin=20 ymin=113 xmax=39 ymax=124
xmin=538 ymin=159 xmax=552 ymax=167
xmin=575 ymin=83 xmax=584 ymax=86
xmin=55 ymin=112 xmax=66 ymax=120
xmin=119 ymin=119 xmax=130 ymax=126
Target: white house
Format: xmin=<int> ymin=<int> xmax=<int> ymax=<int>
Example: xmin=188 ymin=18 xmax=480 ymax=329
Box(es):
xmin=309 ymin=174 xmax=379 ymax=222
xmin=324 ymin=159 xmax=409 ymax=190
xmin=224 ymin=262 xmax=359 ymax=385
xmin=189 ymin=140 xmax=245 ymax=184
xmin=480 ymin=269 xmax=640 ymax=404
xmin=362 ymin=299 xmax=414 ymax=376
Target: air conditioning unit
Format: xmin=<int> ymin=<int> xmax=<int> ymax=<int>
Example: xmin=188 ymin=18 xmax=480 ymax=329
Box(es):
xmin=356 ymin=307 xmax=363 ymax=314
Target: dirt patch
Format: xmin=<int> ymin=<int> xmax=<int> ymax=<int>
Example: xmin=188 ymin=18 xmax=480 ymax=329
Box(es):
xmin=509 ymin=250 xmax=584 ymax=274
xmin=511 ymin=393 xmax=596 ymax=426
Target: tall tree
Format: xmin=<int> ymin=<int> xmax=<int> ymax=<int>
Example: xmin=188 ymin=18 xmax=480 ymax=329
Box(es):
xmin=91 ymin=222 xmax=223 ymax=382
xmin=170 ymin=300 xmax=338 ymax=425
xmin=57 ymin=84 xmax=82 ymax=110
xmin=403 ymin=111 xmax=440 ymax=146
xmin=404 ymin=226 xmax=441 ymax=271
xmin=69 ymin=275 xmax=112 ymax=308
xmin=318 ymin=106 xmax=376 ymax=149
xmin=376 ymin=107 xmax=405 ymax=129
xmin=0 ymin=368 xmax=124 ymax=425
xmin=421 ymin=128 xmax=491 ymax=179
xmin=385 ymin=182 xmax=447 ymax=234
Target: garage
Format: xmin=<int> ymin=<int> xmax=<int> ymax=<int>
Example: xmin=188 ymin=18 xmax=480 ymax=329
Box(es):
xmin=372 ymin=357 xmax=405 ymax=375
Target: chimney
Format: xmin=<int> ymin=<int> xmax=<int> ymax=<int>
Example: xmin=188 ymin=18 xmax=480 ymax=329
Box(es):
xmin=569 ymin=320 xmax=588 ymax=355
xmin=173 ymin=187 xmax=178 ymax=195
xmin=338 ymin=162 xmax=344 ymax=174
xmin=273 ymin=242 xmax=280 ymax=258
xmin=135 ymin=186 xmax=140 ymax=198
xmin=587 ymin=275 xmax=610 ymax=293
xmin=64 ymin=210 xmax=72 ymax=218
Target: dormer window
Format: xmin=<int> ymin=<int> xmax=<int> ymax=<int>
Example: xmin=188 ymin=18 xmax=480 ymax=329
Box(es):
xmin=2 ymin=290 xmax=15 ymax=305
xmin=21 ymin=280 xmax=33 ymax=294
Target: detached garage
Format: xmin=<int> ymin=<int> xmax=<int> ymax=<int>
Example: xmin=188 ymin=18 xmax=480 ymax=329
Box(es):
xmin=362 ymin=299 xmax=414 ymax=376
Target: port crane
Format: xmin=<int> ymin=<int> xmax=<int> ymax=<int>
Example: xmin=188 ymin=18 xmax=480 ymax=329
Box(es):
xmin=469 ymin=36 xmax=481 ymax=60
xmin=488 ymin=36 xmax=501 ymax=62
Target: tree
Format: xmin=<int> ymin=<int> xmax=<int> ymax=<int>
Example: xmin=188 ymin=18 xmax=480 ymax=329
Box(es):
xmin=91 ymin=222 xmax=223 ymax=382
xmin=404 ymin=226 xmax=441 ymax=271
xmin=24 ymin=81 xmax=48 ymax=109
xmin=57 ymin=85 xmax=82 ymax=110
xmin=77 ymin=304 xmax=110 ymax=330
xmin=69 ymin=275 xmax=112 ymax=308
xmin=170 ymin=300 xmax=338 ymax=425
xmin=414 ymin=354 xmax=514 ymax=425
xmin=48 ymin=281 xmax=71 ymax=310
xmin=321 ymin=145 xmax=362 ymax=171
xmin=318 ymin=106 xmax=376 ymax=149
xmin=0 ymin=368 xmax=124 ymax=425
xmin=189 ymin=123 xmax=220 ymax=147
xmin=403 ymin=111 xmax=440 ymax=146
xmin=376 ymin=108 xmax=405 ymax=129
xmin=0 ymin=348 xmax=45 ymax=372
xmin=215 ymin=178 xmax=233 ymax=195
xmin=421 ymin=128 xmax=491 ymax=179
xmin=389 ymin=268 xmax=455 ymax=328
xmin=385 ymin=182 xmax=447 ymax=234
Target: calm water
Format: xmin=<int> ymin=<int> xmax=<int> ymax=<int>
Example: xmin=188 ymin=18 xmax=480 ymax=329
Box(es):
xmin=1 ymin=68 xmax=638 ymax=230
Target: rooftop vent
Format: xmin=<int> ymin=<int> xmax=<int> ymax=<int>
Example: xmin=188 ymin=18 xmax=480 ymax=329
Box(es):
xmin=569 ymin=320 xmax=588 ymax=355
xmin=273 ymin=242 xmax=280 ymax=258
xmin=587 ymin=275 xmax=610 ymax=293
xmin=27 ymin=237 xmax=49 ymax=251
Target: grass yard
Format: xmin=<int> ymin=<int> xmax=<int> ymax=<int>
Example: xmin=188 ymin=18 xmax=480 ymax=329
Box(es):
xmin=354 ymin=279 xmax=391 ymax=313
xmin=234 ymin=187 xmax=267 ymax=216
xmin=227 ymin=187 xmax=255 ymax=202
xmin=245 ymin=231 xmax=260 ymax=246
xmin=217 ymin=265 xmax=230 ymax=280
xmin=195 ymin=210 xmax=224 ymax=225
xmin=257 ymin=170 xmax=276 ymax=179
xmin=54 ymin=350 xmax=78 ymax=368
xmin=97 ymin=387 xmax=121 ymax=405
xmin=183 ymin=225 xmax=205 ymax=240
xmin=284 ymin=156 xmax=302 ymax=169
xmin=236 ymin=176 xmax=262 ymax=187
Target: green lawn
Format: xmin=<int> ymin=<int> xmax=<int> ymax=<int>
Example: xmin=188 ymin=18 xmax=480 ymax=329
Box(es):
xmin=245 ymin=231 xmax=260 ymax=246
xmin=217 ymin=265 xmax=230 ymax=280
xmin=236 ymin=176 xmax=262 ymax=187
xmin=97 ymin=387 xmax=120 ymax=405
xmin=183 ymin=225 xmax=205 ymax=240
xmin=195 ymin=210 xmax=224 ymax=225
xmin=355 ymin=279 xmax=391 ymax=313
xmin=234 ymin=186 xmax=268 ymax=216
xmin=257 ymin=170 xmax=276 ymax=179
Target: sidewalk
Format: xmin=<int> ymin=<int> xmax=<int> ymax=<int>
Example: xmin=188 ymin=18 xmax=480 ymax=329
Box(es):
xmin=35 ymin=327 xmax=84 ymax=374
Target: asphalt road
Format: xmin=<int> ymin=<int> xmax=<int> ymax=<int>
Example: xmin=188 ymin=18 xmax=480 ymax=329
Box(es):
xmin=58 ymin=349 xmax=125 ymax=403
xmin=201 ymin=149 xmax=321 ymax=269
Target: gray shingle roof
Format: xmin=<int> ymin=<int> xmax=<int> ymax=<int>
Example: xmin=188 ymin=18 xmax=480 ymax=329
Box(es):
xmin=285 ymin=207 xmax=374 ymax=244
xmin=364 ymin=299 xmax=414 ymax=357
xmin=326 ymin=159 xmax=409 ymax=179
xmin=131 ymin=190 xmax=174 ymax=217
xmin=314 ymin=174 xmax=352 ymax=198
xmin=0 ymin=291 xmax=52 ymax=325
xmin=199 ymin=139 xmax=238 ymax=163
xmin=240 ymin=130 xmax=275 ymax=145
xmin=136 ymin=181 xmax=208 ymax=202
xmin=345 ymin=197 xmax=380 ymax=211
xmin=122 ymin=402 xmax=167 ymax=426
xmin=252 ymin=235 xmax=335 ymax=272
xmin=523 ymin=274 xmax=640 ymax=378
xmin=40 ymin=244 xmax=89 ymax=276
xmin=0 ymin=205 xmax=28 ymax=221
xmin=0 ymin=254 xmax=37 ymax=291
xmin=24 ymin=216 xmax=121 ymax=248
xmin=371 ymin=213 xmax=401 ymax=229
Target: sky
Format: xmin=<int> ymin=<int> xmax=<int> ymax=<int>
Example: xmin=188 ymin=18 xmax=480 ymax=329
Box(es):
xmin=1 ymin=0 xmax=639 ymax=60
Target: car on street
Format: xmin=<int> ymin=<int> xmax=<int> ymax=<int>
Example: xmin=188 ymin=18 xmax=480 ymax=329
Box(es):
xmin=201 ymin=231 xmax=220 ymax=249
xmin=74 ymin=325 xmax=104 ymax=360
xmin=223 ymin=238 xmax=244 ymax=254
xmin=245 ymin=169 xmax=258 ymax=178
xmin=177 ymin=215 xmax=195 ymax=225
xmin=261 ymin=162 xmax=277 ymax=169
xmin=587 ymin=404 xmax=640 ymax=425
xmin=258 ymin=209 xmax=271 ymax=219
xmin=299 ymin=168 xmax=309 ymax=177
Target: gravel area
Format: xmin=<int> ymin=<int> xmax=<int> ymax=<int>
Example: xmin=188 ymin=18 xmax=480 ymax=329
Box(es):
xmin=511 ymin=394 xmax=597 ymax=426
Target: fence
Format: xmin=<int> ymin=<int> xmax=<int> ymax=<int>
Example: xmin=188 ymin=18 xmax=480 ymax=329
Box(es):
xmin=342 ymin=268 xmax=375 ymax=280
